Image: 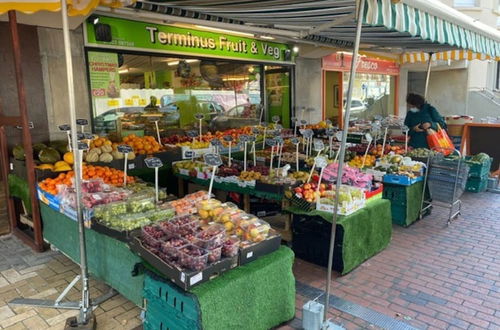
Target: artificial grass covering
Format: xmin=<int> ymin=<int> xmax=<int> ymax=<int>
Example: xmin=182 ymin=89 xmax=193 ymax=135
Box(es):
xmin=8 ymin=174 xmax=32 ymax=213
xmin=286 ymin=198 xmax=392 ymax=274
xmin=144 ymin=246 xmax=296 ymax=330
xmin=40 ymin=203 xmax=145 ymax=306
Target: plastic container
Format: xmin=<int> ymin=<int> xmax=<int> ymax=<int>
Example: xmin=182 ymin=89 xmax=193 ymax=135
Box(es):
xmin=145 ymin=207 xmax=175 ymax=223
xmin=237 ymin=218 xmax=270 ymax=243
xmin=178 ymin=244 xmax=208 ymax=271
xmin=465 ymin=176 xmax=488 ymax=193
xmin=141 ymin=225 xmax=166 ymax=249
xmin=196 ymin=198 xmax=223 ymax=222
xmin=159 ymin=215 xmax=200 ymax=238
xmin=194 ymin=224 xmax=226 ymax=249
xmin=161 ymin=238 xmax=189 ymax=259
xmin=93 ymin=200 xmax=128 ymax=221
xmin=207 ymin=246 xmax=222 ymax=263
xmin=128 ymin=196 xmax=156 ymax=213
xmin=222 ymin=236 xmax=240 ymax=257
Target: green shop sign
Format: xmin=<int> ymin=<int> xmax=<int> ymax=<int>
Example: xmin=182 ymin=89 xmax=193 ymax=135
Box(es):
xmin=85 ymin=16 xmax=294 ymax=64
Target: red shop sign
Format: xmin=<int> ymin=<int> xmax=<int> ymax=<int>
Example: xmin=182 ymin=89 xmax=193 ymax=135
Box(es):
xmin=323 ymin=52 xmax=400 ymax=75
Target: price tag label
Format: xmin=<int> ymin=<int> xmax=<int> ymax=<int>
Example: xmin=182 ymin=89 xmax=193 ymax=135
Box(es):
xmin=186 ymin=130 xmax=199 ymax=138
xmin=84 ymin=133 xmax=94 ymax=140
xmin=239 ymin=135 xmax=249 ymax=142
xmin=16 ymin=122 xmax=34 ymax=130
xmin=275 ymin=136 xmax=284 ymax=144
xmin=58 ymin=124 xmax=71 ymax=131
xmin=117 ymin=145 xmax=133 ymax=153
xmin=77 ymin=142 xmax=89 ymax=150
xmin=313 ymin=139 xmax=325 ymax=151
xmin=272 ymin=115 xmax=280 ymax=123
xmin=326 ymin=128 xmax=335 ymax=136
xmin=325 ymin=119 xmax=332 ymax=126
xmin=402 ymin=125 xmax=409 ymax=133
xmin=261 ymin=122 xmax=268 ymax=128
xmin=247 ymin=135 xmax=256 ymax=142
xmin=76 ymin=119 xmax=88 ymax=126
xmin=203 ymin=153 xmax=222 ymax=166
xmin=290 ymin=137 xmax=300 ymax=145
xmin=265 ymin=138 xmax=277 ymax=147
xmin=223 ymin=135 xmax=233 ymax=142
xmin=144 ymin=157 xmax=163 ymax=169
xmin=335 ymin=131 xmax=343 ymax=141
xmin=303 ymin=129 xmax=314 ymax=138
xmin=365 ymin=133 xmax=373 ymax=142
xmin=315 ymin=156 xmax=328 ymax=168
xmin=194 ymin=113 xmax=204 ymax=120
xmin=300 ymin=120 xmax=308 ymax=126
xmin=184 ymin=150 xmax=194 ymax=159
xmin=128 ymin=163 xmax=135 ymax=170
xmin=210 ymin=138 xmax=222 ymax=146
xmin=252 ymin=127 xmax=260 ymax=134
xmin=76 ymin=132 xmax=85 ymax=140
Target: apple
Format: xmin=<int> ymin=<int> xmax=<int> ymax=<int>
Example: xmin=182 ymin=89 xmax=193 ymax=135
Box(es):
xmin=303 ymin=183 xmax=311 ymax=190
xmin=294 ymin=187 xmax=303 ymax=194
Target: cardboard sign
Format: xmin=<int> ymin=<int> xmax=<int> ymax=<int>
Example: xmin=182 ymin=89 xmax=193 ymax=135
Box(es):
xmin=76 ymin=119 xmax=88 ymax=126
xmin=144 ymin=157 xmax=163 ymax=168
xmin=58 ymin=124 xmax=71 ymax=131
xmin=203 ymin=153 xmax=222 ymax=166
xmin=117 ymin=145 xmax=133 ymax=153
xmin=186 ymin=130 xmax=199 ymax=138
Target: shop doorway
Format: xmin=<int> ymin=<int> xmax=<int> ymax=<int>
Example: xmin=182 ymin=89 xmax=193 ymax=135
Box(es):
xmin=323 ymin=71 xmax=342 ymax=125
xmin=265 ymin=66 xmax=291 ymax=128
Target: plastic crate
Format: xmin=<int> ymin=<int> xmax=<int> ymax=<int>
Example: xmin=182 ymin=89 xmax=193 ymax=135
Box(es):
xmin=382 ymin=184 xmax=408 ymax=206
xmin=465 ymin=156 xmax=492 ymax=178
xmin=465 ymin=176 xmax=489 ymax=193
xmin=382 ymin=174 xmax=423 ymax=186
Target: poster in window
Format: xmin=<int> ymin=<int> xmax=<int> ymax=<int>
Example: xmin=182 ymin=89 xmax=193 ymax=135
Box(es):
xmin=88 ymin=51 xmax=120 ymax=99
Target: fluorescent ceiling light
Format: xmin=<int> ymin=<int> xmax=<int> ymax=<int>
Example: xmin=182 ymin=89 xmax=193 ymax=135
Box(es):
xmin=167 ymin=59 xmax=199 ymax=66
xmin=118 ymin=68 xmax=129 ymax=74
xmin=258 ymin=35 xmax=275 ymax=40
xmin=293 ymin=46 xmax=299 ymax=53
xmin=194 ymin=25 xmax=254 ymax=37
xmin=223 ymin=77 xmax=248 ymax=81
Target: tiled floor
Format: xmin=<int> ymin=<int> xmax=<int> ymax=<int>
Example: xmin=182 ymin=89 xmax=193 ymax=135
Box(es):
xmin=0 ymin=191 xmax=498 ymax=329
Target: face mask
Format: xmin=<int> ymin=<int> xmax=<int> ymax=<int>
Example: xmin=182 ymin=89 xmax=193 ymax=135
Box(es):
xmin=409 ymin=107 xmax=419 ymax=113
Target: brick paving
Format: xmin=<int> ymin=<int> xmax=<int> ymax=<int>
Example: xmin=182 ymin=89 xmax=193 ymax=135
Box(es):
xmin=0 ymin=191 xmax=498 ymax=329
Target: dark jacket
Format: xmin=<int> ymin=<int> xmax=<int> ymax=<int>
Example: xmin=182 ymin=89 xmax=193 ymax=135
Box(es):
xmin=404 ymin=103 xmax=446 ymax=149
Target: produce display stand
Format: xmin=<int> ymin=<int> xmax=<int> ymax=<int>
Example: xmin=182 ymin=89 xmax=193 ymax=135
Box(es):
xmin=286 ymin=198 xmax=392 ymax=275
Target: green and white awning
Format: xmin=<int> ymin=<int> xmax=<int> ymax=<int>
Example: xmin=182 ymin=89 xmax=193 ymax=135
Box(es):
xmin=118 ymin=0 xmax=500 ymax=58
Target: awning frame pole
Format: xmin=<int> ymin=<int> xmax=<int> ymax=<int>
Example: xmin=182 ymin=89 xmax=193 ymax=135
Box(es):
xmin=323 ymin=0 xmax=366 ymax=326
xmin=60 ymin=0 xmax=91 ymax=324
xmin=424 ymin=53 xmax=433 ymax=99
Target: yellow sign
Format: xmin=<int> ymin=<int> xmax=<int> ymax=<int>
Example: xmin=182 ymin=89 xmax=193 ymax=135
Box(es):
xmin=107 ymin=99 xmax=120 ymax=107
xmin=124 ymin=98 xmax=134 ymax=106
xmin=139 ymin=99 xmax=147 ymax=106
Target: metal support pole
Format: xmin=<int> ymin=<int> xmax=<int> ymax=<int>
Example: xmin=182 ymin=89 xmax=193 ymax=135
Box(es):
xmin=323 ymin=0 xmax=366 ymax=326
xmin=61 ymin=0 xmax=91 ymax=324
xmin=424 ymin=53 xmax=433 ymax=99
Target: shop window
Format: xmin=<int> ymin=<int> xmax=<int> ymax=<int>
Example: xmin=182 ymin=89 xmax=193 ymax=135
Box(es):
xmin=87 ymin=51 xmax=263 ymax=136
xmin=453 ymin=0 xmax=479 ymax=8
xmin=495 ymin=62 xmax=500 ymax=91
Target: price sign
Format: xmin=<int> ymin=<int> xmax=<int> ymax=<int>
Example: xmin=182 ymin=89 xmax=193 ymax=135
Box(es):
xmin=365 ymin=133 xmax=373 ymax=143
xmin=291 ymin=117 xmax=297 ymax=123
xmin=203 ymin=153 xmax=222 ymax=166
xmin=144 ymin=157 xmax=163 ymax=169
xmin=275 ymin=136 xmax=284 ymax=144
xmin=275 ymin=124 xmax=283 ymax=130
xmin=303 ymin=129 xmax=314 ymax=138
xmin=335 ymin=131 xmax=343 ymax=141
xmin=300 ymin=120 xmax=308 ymax=126
xmin=261 ymin=122 xmax=268 ymax=128
xmin=223 ymin=135 xmax=233 ymax=142
xmin=76 ymin=119 xmax=88 ymax=126
xmin=290 ymin=137 xmax=300 ymax=145
xmin=252 ymin=127 xmax=260 ymax=134
xmin=186 ymin=130 xmax=199 ymax=138
xmin=272 ymin=115 xmax=280 ymax=123
xmin=325 ymin=128 xmax=335 ymax=136
xmin=76 ymin=132 xmax=85 ymax=140
xmin=325 ymin=119 xmax=332 ymax=126
xmin=77 ymin=142 xmax=89 ymax=150
xmin=194 ymin=113 xmax=204 ymax=120
xmin=247 ymin=135 xmax=257 ymax=142
xmin=210 ymin=139 xmax=222 ymax=146
xmin=16 ymin=122 xmax=34 ymax=130
xmin=239 ymin=135 xmax=249 ymax=142
xmin=315 ymin=156 xmax=328 ymax=168
xmin=58 ymin=124 xmax=71 ymax=131
xmin=313 ymin=139 xmax=325 ymax=151
xmin=84 ymin=133 xmax=94 ymax=140
xmin=184 ymin=150 xmax=194 ymax=159
xmin=117 ymin=145 xmax=133 ymax=153
xmin=402 ymin=125 xmax=409 ymax=133
xmin=265 ymin=138 xmax=277 ymax=147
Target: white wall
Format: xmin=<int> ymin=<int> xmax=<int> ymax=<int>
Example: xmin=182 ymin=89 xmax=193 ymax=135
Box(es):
xmin=294 ymin=57 xmax=323 ymax=123
xmin=426 ymin=69 xmax=469 ymax=116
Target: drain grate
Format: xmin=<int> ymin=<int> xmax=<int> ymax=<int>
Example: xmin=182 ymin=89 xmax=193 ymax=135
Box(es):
xmin=296 ymin=281 xmax=420 ymax=330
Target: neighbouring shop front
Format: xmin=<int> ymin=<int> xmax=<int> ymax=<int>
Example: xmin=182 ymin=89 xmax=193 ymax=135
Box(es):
xmin=84 ymin=15 xmax=295 ymax=138
xmin=322 ymin=52 xmax=400 ymax=126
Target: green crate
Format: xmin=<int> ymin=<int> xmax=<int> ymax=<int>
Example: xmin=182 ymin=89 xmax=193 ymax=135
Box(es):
xmin=144 ymin=299 xmax=201 ymax=330
xmin=465 ymin=176 xmax=488 ymax=193
xmin=382 ymin=184 xmax=408 ymax=206
xmin=465 ymin=156 xmax=492 ymax=178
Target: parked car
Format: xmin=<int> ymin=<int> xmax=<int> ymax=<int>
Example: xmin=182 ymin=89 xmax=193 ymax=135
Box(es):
xmin=209 ymin=104 xmax=262 ymax=131
xmin=343 ymin=98 xmax=367 ymax=119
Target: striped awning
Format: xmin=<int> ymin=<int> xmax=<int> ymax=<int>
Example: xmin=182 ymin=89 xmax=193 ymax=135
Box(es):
xmin=125 ymin=0 xmax=500 ymax=59
xmin=0 ymin=0 xmax=135 ymax=16
xmin=400 ymin=50 xmax=500 ymax=64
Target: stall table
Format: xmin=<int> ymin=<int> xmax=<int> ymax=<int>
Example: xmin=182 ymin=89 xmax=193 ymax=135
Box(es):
xmin=287 ymin=198 xmax=392 ymax=275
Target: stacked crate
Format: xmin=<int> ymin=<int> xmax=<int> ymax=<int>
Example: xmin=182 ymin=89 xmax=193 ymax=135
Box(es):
xmin=465 ymin=156 xmax=492 ymax=193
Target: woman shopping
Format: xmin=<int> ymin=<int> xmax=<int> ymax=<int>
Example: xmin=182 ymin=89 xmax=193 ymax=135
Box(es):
xmin=404 ymin=93 xmax=447 ymax=149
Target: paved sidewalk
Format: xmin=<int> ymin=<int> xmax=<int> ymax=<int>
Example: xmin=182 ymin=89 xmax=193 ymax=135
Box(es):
xmin=0 ymin=191 xmax=498 ymax=329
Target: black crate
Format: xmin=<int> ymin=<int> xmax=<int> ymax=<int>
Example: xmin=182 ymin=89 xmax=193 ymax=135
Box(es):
xmin=239 ymin=234 xmax=281 ymax=265
xmin=91 ymin=221 xmax=137 ymax=243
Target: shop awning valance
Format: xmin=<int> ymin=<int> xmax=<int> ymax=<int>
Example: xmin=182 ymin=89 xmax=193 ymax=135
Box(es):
xmin=0 ymin=0 xmax=135 ymax=16
xmin=400 ymin=50 xmax=500 ymax=64
xmin=125 ymin=0 xmax=500 ymax=58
